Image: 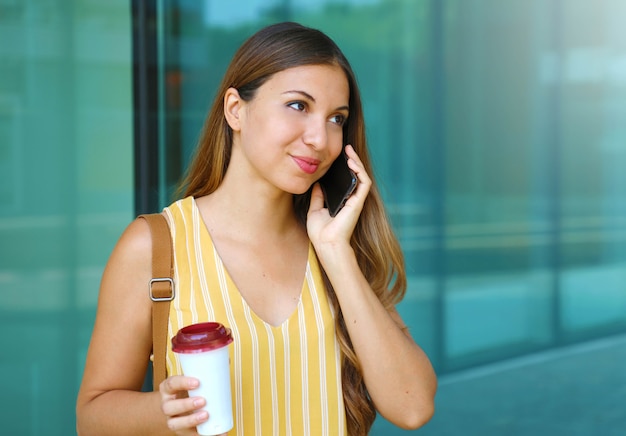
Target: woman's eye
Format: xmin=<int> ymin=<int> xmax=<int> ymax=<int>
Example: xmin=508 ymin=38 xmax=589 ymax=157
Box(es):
xmin=288 ymin=101 xmax=306 ymax=112
xmin=330 ymin=114 xmax=346 ymax=126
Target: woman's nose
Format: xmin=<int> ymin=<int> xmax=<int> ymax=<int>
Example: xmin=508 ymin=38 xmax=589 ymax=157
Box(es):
xmin=302 ymin=117 xmax=328 ymax=150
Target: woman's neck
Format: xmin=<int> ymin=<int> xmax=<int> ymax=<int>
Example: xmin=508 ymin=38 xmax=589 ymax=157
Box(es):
xmin=195 ymin=180 xmax=304 ymax=244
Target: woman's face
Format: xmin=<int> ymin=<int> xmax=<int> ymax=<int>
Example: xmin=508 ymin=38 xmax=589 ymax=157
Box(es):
xmin=227 ymin=64 xmax=350 ymax=195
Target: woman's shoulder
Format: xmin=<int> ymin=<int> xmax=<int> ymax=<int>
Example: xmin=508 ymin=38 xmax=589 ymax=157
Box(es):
xmin=103 ymin=216 xmax=154 ymax=275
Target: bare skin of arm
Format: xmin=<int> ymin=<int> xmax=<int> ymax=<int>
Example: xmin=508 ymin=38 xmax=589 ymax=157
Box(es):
xmin=307 ymin=146 xmax=438 ymax=430
xmin=76 ymin=218 xmax=206 ymax=436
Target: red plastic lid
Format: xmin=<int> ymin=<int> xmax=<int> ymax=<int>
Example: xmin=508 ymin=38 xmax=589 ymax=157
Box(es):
xmin=171 ymin=322 xmax=233 ymax=354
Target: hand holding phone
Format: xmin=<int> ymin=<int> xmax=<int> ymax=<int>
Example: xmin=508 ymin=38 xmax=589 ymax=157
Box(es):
xmin=318 ymin=147 xmax=358 ymax=217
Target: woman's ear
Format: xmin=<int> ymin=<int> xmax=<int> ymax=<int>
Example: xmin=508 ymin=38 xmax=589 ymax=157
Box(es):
xmin=224 ymin=87 xmax=243 ymax=131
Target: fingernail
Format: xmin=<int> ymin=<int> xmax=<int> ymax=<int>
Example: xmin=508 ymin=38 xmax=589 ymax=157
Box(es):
xmin=197 ymin=410 xmax=209 ymax=421
xmin=193 ymin=398 xmax=204 ymax=407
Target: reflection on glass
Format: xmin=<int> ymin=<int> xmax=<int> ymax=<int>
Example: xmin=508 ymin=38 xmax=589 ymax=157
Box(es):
xmin=0 ymin=1 xmax=133 ymax=435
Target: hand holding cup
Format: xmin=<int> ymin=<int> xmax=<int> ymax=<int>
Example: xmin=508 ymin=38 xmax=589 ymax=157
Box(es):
xmin=169 ymin=322 xmax=234 ymax=436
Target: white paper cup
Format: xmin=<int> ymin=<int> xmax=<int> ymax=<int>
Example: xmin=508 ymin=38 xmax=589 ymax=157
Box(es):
xmin=172 ymin=322 xmax=234 ymax=435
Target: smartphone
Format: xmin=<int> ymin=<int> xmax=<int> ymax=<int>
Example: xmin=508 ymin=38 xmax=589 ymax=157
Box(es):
xmin=318 ymin=148 xmax=358 ymax=217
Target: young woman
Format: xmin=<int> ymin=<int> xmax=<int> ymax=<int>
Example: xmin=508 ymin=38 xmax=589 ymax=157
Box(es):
xmin=76 ymin=22 xmax=436 ymax=435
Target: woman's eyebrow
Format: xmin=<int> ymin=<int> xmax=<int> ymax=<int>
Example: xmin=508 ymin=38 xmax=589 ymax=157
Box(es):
xmin=283 ymin=89 xmax=316 ymax=101
xmin=282 ymin=90 xmax=349 ymax=112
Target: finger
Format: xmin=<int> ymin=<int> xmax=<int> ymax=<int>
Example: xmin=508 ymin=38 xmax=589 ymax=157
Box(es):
xmin=342 ymin=152 xmax=370 ymax=203
xmin=308 ymin=183 xmax=326 ymax=213
xmin=344 ymin=145 xmax=371 ymax=185
xmin=162 ymin=395 xmax=206 ymax=417
xmin=344 ymin=144 xmax=361 ymax=166
xmin=166 ymin=409 xmax=208 ymax=433
xmin=344 ymin=144 xmax=357 ymax=160
xmin=161 ymin=375 xmax=199 ymax=396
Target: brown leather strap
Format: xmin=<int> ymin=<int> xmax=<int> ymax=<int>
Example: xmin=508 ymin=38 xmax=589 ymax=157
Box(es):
xmin=139 ymin=213 xmax=174 ymax=390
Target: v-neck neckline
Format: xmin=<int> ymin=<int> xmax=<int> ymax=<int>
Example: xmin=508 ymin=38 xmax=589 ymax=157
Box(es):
xmin=190 ymin=196 xmax=311 ymax=329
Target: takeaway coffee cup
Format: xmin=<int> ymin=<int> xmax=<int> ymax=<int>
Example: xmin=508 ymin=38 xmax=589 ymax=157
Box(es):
xmin=171 ymin=322 xmax=234 ymax=435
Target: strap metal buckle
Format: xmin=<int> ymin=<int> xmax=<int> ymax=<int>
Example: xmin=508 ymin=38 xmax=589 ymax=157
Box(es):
xmin=149 ymin=277 xmax=175 ymax=302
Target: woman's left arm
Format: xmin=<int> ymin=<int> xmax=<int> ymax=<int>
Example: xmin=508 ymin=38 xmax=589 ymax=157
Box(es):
xmin=320 ymin=244 xmax=437 ymax=429
xmin=308 ymin=146 xmax=437 ymax=430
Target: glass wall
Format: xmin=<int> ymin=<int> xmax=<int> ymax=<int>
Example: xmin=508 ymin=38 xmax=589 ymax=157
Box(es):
xmin=156 ymin=0 xmax=626 ymax=434
xmin=0 ymin=1 xmax=133 ymax=435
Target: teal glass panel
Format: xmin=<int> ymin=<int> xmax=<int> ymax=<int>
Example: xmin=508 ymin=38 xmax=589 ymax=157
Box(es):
xmin=156 ymin=0 xmax=626 ymax=434
xmin=0 ymin=1 xmax=133 ymax=435
xmin=557 ymin=2 xmax=626 ymax=341
xmin=442 ymin=0 xmax=557 ymax=369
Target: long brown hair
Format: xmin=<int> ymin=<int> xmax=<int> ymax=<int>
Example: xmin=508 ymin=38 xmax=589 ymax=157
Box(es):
xmin=180 ymin=22 xmax=406 ymax=435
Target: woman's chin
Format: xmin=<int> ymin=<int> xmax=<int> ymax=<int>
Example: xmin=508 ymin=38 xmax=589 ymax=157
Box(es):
xmin=284 ymin=181 xmax=314 ymax=196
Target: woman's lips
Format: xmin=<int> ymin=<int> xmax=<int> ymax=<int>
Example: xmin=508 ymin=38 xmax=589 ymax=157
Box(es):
xmin=292 ymin=156 xmax=320 ymax=175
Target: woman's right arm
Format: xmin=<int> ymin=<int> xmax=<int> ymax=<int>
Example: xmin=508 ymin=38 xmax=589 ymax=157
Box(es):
xmin=76 ymin=218 xmax=206 ymax=435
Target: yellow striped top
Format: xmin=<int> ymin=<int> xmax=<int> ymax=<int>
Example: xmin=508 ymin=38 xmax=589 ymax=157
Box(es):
xmin=163 ymin=196 xmax=347 ymax=435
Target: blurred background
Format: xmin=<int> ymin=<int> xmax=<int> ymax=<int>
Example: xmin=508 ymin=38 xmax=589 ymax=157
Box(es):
xmin=1 ymin=0 xmax=625 ymax=434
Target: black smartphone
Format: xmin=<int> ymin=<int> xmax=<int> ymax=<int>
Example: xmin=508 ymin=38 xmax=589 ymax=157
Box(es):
xmin=318 ymin=148 xmax=358 ymax=217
